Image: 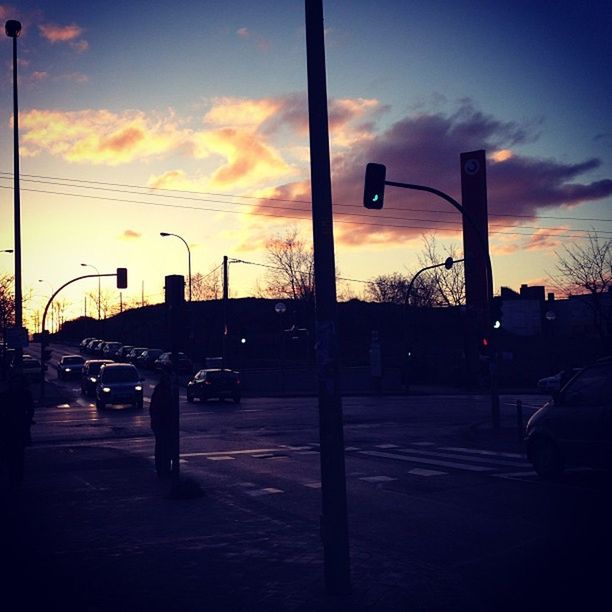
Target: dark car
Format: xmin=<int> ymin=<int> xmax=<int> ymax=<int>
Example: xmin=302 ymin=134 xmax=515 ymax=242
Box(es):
xmin=136 ymin=348 xmax=164 ymax=370
xmin=187 ymin=368 xmax=241 ymax=403
xmin=81 ymin=359 xmax=114 ymax=397
xmin=79 ymin=337 xmax=95 ymax=353
xmin=115 ymin=345 xmax=134 ymax=361
xmin=154 ymin=351 xmax=193 ymax=375
xmin=85 ymin=339 xmax=102 ymax=355
xmin=56 ymin=354 xmax=85 ymax=380
xmin=525 ymin=356 xmax=612 ymax=479
xmin=101 ymin=342 xmax=123 ymax=360
xmin=126 ymin=347 xmax=147 ymax=364
xmin=95 ymin=363 xmax=143 ymax=410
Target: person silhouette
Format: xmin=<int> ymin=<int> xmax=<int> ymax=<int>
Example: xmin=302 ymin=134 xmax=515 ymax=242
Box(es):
xmin=0 ymin=370 xmax=34 ymax=491
xmin=149 ymin=370 xmax=173 ymax=478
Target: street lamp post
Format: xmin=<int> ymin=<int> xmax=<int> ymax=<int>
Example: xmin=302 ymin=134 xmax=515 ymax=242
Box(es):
xmin=160 ymin=232 xmax=191 ymax=302
xmin=6 ymin=19 xmax=23 ymax=365
xmin=38 ymin=280 xmax=55 ymax=332
xmin=81 ymin=263 xmax=101 ymax=319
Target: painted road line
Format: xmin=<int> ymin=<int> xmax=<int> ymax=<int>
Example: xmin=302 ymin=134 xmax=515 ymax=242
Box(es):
xmin=304 ymin=482 xmax=322 ymax=489
xmin=408 ymin=468 xmax=446 ymax=477
xmin=439 ymin=447 xmax=525 ymax=460
xmin=246 ymin=487 xmax=283 ymax=497
xmin=182 ymin=448 xmax=281 ymax=458
xmin=397 ymin=448 xmax=531 ymax=468
xmin=359 ymin=450 xmax=493 ymax=472
xmin=207 ymin=456 xmax=235 ymax=461
xmin=360 ymin=475 xmax=396 ymax=483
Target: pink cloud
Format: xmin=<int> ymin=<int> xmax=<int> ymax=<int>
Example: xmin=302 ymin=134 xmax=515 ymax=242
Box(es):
xmin=39 ymin=22 xmax=84 ymax=43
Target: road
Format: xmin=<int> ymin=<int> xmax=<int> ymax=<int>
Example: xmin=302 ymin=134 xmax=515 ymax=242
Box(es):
xmin=11 ymin=342 xmax=612 ymax=610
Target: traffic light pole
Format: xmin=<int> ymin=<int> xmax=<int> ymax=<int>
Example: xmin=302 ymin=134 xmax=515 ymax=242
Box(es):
xmin=305 ymin=0 xmax=351 ymax=595
xmin=382 ymin=180 xmax=500 ymax=428
xmin=39 ymin=272 xmax=121 ymax=398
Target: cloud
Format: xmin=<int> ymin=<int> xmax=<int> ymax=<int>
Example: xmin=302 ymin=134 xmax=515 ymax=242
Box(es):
xmin=39 ymin=22 xmax=84 ymax=43
xmin=236 ymin=27 xmax=249 ymax=38
xmin=70 ymin=39 xmax=89 ymax=53
xmin=249 ymin=101 xmax=612 ymax=247
xmin=121 ymin=229 xmax=142 ymax=239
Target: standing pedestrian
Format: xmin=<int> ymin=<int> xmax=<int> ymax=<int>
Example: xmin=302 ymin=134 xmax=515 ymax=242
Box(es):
xmin=0 ymin=371 xmax=34 ymax=491
xmin=149 ymin=370 xmax=173 ymax=478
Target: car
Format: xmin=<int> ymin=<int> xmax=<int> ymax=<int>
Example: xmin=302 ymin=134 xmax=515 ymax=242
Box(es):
xmin=101 ymin=342 xmax=123 ymax=360
xmin=86 ymin=339 xmax=104 ymax=355
xmin=525 ymin=356 xmax=612 ymax=479
xmin=18 ymin=355 xmax=43 ymax=384
xmin=79 ymin=338 xmax=95 ymax=353
xmin=81 ymin=359 xmax=114 ymax=397
xmin=154 ymin=351 xmax=193 ymax=375
xmin=127 ymin=347 xmax=147 ymax=364
xmin=56 ymin=354 xmax=85 ymax=380
xmin=186 ymin=368 xmax=241 ymax=403
xmin=537 ymin=368 xmax=582 ymax=393
xmin=135 ymin=348 xmax=164 ymax=370
xmin=115 ymin=345 xmax=135 ymax=361
xmin=95 ymin=363 xmax=144 ymax=410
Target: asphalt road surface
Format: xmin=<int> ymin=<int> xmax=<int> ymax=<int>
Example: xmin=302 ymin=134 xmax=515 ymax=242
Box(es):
xmin=9 ymin=342 xmax=611 ymax=611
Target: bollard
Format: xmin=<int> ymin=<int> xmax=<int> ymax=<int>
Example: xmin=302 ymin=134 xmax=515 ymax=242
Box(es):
xmin=516 ymin=399 xmax=523 ymax=437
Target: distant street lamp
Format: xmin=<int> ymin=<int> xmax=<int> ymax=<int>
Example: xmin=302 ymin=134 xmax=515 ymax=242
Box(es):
xmin=160 ymin=232 xmax=192 ymax=302
xmin=80 ymin=262 xmax=101 ymax=319
xmin=1 ymin=249 xmax=14 ymax=253
xmin=6 ymin=19 xmax=23 ymax=363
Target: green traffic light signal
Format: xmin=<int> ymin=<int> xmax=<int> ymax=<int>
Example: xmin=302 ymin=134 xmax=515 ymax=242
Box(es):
xmin=363 ymin=163 xmax=386 ymax=209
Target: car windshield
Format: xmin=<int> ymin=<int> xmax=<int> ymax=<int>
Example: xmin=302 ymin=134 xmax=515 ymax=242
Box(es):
xmin=562 ymin=362 xmax=612 ymax=407
xmin=63 ymin=357 xmax=84 ymax=365
xmin=207 ymin=371 xmax=237 ymax=382
xmin=101 ymin=367 xmax=139 ymax=383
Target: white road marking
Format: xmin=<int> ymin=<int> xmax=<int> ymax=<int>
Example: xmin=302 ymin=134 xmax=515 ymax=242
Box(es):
xmin=359 ymin=450 xmax=493 ymax=472
xmin=207 ymin=456 xmax=235 ymax=461
xmin=397 ymin=448 xmax=531 ymax=468
xmin=304 ymin=482 xmax=322 ymax=489
xmin=360 ymin=475 xmax=396 ymax=483
xmin=246 ymin=487 xmax=283 ymax=497
xmin=408 ymin=468 xmax=446 ymax=477
xmin=439 ymin=447 xmax=526 ymax=460
xmin=182 ymin=448 xmax=280 ymax=458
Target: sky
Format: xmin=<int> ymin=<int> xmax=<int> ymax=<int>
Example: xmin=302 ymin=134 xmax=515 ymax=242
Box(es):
xmin=0 ymin=0 xmax=611 ymax=328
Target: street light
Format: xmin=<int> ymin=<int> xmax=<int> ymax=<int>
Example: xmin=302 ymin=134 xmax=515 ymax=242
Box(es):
xmin=160 ymin=232 xmax=192 ymax=302
xmin=80 ymin=262 xmax=101 ymax=319
xmin=6 ymin=19 xmax=23 ymax=363
xmin=1 ymin=249 xmax=14 ymax=253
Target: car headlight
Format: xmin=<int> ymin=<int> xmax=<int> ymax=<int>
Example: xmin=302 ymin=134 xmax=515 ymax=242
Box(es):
xmin=102 ymin=387 xmax=111 ymax=393
xmin=90 ymin=377 xmax=97 ymax=382
xmin=65 ymin=368 xmax=71 ymax=372
xmin=135 ymin=385 xmax=143 ymax=392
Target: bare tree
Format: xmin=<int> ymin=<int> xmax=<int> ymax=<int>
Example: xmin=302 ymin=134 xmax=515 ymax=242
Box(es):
xmin=417 ymin=234 xmax=465 ymax=306
xmin=192 ymin=269 xmax=222 ymax=301
xmin=552 ymin=232 xmax=612 ymax=351
xmin=0 ymin=274 xmax=15 ymax=332
xmin=261 ymin=228 xmax=315 ymax=303
xmin=366 ymin=273 xmax=410 ymax=304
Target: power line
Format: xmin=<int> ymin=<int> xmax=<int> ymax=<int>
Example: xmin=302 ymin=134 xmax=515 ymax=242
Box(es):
xmin=2 ymin=171 xmax=611 ymax=225
xmin=0 ymin=183 xmax=607 ymax=241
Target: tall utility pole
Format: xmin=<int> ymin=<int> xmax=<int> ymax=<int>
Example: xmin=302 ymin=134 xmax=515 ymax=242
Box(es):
xmin=222 ymin=255 xmax=229 ymax=368
xmin=304 ymin=0 xmax=350 ymax=595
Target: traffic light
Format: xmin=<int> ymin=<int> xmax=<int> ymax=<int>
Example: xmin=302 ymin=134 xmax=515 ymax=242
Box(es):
xmin=116 ymin=267 xmax=128 ymax=289
xmin=363 ymin=163 xmax=386 ymax=209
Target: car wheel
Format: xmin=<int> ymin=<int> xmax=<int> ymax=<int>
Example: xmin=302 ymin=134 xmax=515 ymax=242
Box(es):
xmin=531 ymin=438 xmax=563 ymax=479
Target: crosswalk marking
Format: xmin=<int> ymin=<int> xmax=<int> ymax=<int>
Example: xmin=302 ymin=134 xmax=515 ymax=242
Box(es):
xmin=359 ymin=450 xmax=493 ymax=472
xmin=439 ymin=446 xmax=525 ymax=460
xmin=396 ymin=448 xmax=531 ymax=468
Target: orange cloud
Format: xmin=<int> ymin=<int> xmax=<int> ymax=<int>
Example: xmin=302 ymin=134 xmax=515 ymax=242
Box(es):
xmin=20 ymin=109 xmax=186 ymax=165
xmin=39 ymin=23 xmax=84 ymax=43
xmin=204 ymin=97 xmax=281 ymax=128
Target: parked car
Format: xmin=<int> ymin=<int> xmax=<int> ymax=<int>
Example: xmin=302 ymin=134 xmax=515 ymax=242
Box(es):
xmin=79 ymin=338 xmax=95 ymax=353
xmin=126 ymin=347 xmax=147 ymax=364
xmin=136 ymin=348 xmax=164 ymax=370
xmin=20 ymin=355 xmax=43 ymax=384
xmin=56 ymin=354 xmax=85 ymax=380
xmin=95 ymin=363 xmax=143 ymax=410
xmin=154 ymin=351 xmax=193 ymax=375
xmin=525 ymin=356 xmax=612 ymax=479
xmin=186 ymin=368 xmax=241 ymax=403
xmin=115 ymin=345 xmax=134 ymax=361
xmin=81 ymin=359 xmax=114 ymax=397
xmin=537 ymin=368 xmax=582 ymax=393
xmin=101 ymin=342 xmax=123 ymax=360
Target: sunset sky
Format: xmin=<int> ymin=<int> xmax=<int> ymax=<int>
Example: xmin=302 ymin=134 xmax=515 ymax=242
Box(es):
xmin=0 ymin=0 xmax=611 ymax=326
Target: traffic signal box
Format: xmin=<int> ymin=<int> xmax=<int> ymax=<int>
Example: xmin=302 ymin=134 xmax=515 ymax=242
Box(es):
xmin=363 ymin=163 xmax=386 ymax=209
xmin=116 ymin=267 xmax=128 ymax=289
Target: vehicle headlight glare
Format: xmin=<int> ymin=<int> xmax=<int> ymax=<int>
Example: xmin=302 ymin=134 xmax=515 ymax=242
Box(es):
xmin=102 ymin=387 xmax=111 ymax=393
